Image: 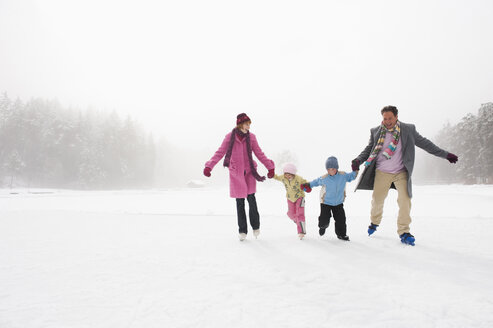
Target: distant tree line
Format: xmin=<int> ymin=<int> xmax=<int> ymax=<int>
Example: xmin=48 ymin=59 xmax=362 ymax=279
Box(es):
xmin=0 ymin=93 xmax=156 ymax=189
xmin=417 ymin=102 xmax=493 ymax=184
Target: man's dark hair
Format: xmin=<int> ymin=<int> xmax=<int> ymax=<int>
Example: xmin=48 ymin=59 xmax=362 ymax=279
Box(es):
xmin=381 ymin=105 xmax=398 ymax=116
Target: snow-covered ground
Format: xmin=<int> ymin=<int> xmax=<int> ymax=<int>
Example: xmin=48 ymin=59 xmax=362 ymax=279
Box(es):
xmin=1 ymin=184 xmax=492 ymax=328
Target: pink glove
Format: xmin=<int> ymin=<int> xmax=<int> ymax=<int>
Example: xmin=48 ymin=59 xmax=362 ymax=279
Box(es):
xmin=267 ymin=169 xmax=275 ymax=179
xmin=203 ymin=167 xmax=211 ymax=177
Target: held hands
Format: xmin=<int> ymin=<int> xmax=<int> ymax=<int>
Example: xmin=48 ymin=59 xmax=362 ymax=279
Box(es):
xmin=351 ymin=159 xmax=361 ymax=171
xmin=300 ymin=183 xmax=312 ymax=193
xmin=446 ymin=153 xmax=458 ymax=164
xmin=267 ymin=169 xmax=275 ymax=179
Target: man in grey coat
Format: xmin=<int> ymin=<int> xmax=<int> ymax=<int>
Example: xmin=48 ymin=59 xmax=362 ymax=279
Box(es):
xmin=351 ymin=106 xmax=458 ymax=245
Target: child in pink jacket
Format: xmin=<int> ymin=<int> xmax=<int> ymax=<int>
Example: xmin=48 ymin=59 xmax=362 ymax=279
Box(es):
xmin=203 ymin=113 xmax=275 ymax=241
xmin=273 ymin=163 xmax=309 ymax=240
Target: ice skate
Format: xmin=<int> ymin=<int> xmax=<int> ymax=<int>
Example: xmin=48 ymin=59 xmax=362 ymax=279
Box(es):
xmin=368 ymin=223 xmax=379 ymax=236
xmin=400 ymin=232 xmax=415 ymax=246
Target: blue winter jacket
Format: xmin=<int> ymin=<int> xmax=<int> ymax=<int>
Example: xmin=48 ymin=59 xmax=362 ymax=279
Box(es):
xmin=309 ymin=171 xmax=358 ymax=206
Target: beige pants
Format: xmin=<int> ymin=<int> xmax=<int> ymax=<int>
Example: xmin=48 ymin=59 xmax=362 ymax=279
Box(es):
xmin=371 ymin=169 xmax=412 ymax=235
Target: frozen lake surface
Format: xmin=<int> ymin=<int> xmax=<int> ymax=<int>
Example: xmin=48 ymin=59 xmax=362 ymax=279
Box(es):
xmin=1 ymin=184 xmax=492 ymax=327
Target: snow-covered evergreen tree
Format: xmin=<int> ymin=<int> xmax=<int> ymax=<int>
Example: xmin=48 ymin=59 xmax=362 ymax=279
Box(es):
xmin=420 ymin=102 xmax=493 ymax=184
xmin=0 ymin=93 xmax=158 ymax=189
xmin=476 ymin=103 xmax=493 ymax=182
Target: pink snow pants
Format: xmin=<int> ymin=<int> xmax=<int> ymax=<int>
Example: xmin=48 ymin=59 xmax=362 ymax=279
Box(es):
xmin=287 ymin=198 xmax=306 ymax=234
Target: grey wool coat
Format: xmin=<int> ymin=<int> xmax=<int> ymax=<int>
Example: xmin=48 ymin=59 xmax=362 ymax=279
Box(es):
xmin=354 ymin=122 xmax=449 ymax=198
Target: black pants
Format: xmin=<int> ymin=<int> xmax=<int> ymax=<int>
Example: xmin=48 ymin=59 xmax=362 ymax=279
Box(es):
xmin=236 ymin=194 xmax=260 ymax=234
xmin=319 ymin=203 xmax=347 ymax=237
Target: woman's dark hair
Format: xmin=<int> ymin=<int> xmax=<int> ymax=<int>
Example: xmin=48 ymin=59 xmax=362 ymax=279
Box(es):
xmin=381 ymin=105 xmax=398 ymax=116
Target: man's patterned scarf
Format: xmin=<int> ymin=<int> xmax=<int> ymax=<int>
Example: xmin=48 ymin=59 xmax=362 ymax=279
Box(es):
xmin=365 ymin=121 xmax=401 ymax=166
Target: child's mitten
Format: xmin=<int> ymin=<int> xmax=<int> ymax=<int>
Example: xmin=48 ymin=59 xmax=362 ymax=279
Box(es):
xmin=300 ymin=183 xmax=312 ymax=193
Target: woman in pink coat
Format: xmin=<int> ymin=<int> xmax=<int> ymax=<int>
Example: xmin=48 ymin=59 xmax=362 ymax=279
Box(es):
xmin=203 ymin=113 xmax=275 ymax=241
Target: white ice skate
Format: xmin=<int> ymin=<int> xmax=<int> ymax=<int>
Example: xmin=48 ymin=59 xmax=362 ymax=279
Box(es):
xmin=298 ymin=233 xmax=305 ymax=240
xmin=253 ymin=229 xmax=260 ymax=239
xmin=239 ymin=233 xmax=247 ymax=241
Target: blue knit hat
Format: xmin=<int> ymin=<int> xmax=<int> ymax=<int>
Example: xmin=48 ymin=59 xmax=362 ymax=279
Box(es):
xmin=325 ymin=156 xmax=339 ymax=170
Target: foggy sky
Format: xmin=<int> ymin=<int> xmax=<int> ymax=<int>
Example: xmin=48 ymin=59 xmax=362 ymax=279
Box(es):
xmin=1 ymin=0 xmax=493 ymax=177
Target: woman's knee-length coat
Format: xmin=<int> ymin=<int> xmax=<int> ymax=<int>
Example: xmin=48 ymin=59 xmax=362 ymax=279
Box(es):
xmin=205 ymin=131 xmax=274 ymax=199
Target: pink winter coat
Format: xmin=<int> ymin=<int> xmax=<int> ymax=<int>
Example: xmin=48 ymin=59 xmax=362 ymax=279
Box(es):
xmin=205 ymin=131 xmax=275 ymax=199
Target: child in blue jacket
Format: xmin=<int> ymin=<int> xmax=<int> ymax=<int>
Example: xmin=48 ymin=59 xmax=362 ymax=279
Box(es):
xmin=301 ymin=156 xmax=358 ymax=241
